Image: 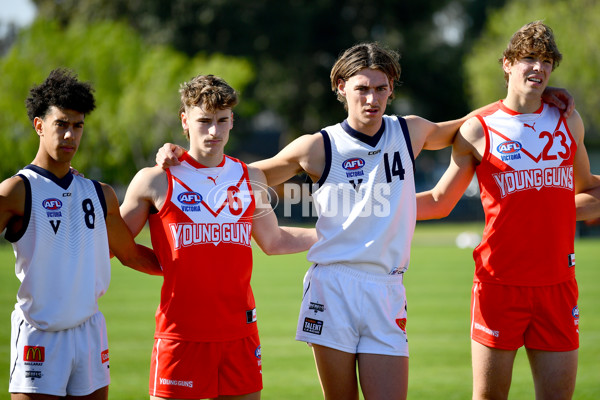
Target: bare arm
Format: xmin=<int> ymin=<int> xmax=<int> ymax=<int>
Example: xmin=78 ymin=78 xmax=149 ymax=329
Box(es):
xmin=0 ymin=176 xmax=25 ymax=234
xmin=416 ymin=117 xmax=483 ymax=220
xmin=102 ymin=182 xmax=163 ymax=276
xmin=250 ymin=133 xmax=325 ymax=186
xmin=248 ymin=166 xmax=317 ymax=255
xmin=568 ymin=111 xmax=600 ymax=220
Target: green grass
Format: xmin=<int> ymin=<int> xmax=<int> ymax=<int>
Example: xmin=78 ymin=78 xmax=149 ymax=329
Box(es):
xmin=1 ymin=222 xmax=599 ymax=399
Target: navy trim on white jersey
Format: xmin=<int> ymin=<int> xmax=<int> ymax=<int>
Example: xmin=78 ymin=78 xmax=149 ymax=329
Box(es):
xmin=315 ymin=130 xmax=332 ymax=189
xmin=340 ymin=119 xmax=385 ymax=147
xmin=92 ymin=180 xmax=107 ymax=219
xmin=397 ymin=117 xmax=415 ymax=174
xmin=25 ymin=164 xmax=73 ymax=190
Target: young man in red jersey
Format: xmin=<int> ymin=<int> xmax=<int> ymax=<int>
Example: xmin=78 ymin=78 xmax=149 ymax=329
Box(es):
xmin=154 ymin=42 xmax=574 ymax=400
xmin=417 ymin=21 xmax=600 ymax=399
xmin=120 ymin=74 xmax=317 ymax=400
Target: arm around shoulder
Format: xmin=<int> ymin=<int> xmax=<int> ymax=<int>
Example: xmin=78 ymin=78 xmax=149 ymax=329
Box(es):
xmin=102 ymin=181 xmax=163 ymax=276
xmin=416 ymin=117 xmax=482 ymax=220
xmin=247 ymin=166 xmax=317 ymax=255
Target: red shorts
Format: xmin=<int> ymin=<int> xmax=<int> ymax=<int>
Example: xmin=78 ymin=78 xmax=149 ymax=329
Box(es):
xmin=149 ymin=333 xmax=262 ymax=399
xmin=470 ymin=279 xmax=579 ymax=351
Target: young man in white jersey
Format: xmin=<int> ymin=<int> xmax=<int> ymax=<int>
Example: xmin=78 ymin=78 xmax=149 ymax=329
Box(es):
xmin=155 ymin=43 xmax=574 ymax=400
xmin=417 ymin=21 xmax=600 ymax=399
xmin=0 ymin=69 xmax=162 ymax=400
xmin=119 ymin=74 xmax=317 ymax=400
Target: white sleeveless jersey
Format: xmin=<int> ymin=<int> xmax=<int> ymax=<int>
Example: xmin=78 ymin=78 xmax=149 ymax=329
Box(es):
xmin=307 ymin=116 xmax=416 ymax=275
xmin=6 ymin=165 xmax=111 ymax=331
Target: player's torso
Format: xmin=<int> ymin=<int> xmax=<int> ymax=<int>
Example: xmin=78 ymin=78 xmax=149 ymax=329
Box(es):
xmin=149 ymin=154 xmax=257 ymax=341
xmin=9 ymin=165 xmax=110 ymax=331
xmin=474 ymin=102 xmax=576 ymax=285
xmin=308 ymin=115 xmax=416 ymax=275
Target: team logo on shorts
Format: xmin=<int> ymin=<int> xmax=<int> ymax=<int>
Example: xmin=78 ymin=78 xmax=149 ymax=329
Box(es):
xmin=303 ymin=317 xmax=323 ymax=335
xmin=309 ymin=302 xmax=325 ymax=314
xmin=25 ymin=370 xmax=43 ymax=380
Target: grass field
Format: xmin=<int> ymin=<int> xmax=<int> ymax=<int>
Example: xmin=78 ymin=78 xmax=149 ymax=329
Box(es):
xmin=0 ymin=222 xmax=598 ymax=399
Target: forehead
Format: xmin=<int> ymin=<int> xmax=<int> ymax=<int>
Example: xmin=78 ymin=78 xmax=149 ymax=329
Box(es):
xmin=44 ymin=106 xmax=85 ymax=122
xmin=186 ymin=106 xmax=232 ymax=118
xmin=346 ymin=69 xmax=390 ymax=86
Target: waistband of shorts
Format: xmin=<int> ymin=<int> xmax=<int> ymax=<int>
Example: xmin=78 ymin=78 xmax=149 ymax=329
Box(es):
xmin=314 ymin=263 xmax=404 ymax=284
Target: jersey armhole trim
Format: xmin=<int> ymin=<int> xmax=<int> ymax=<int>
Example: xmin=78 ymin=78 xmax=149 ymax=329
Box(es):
xmin=398 ymin=117 xmax=416 ymax=174
xmin=92 ymin=180 xmax=107 ymax=220
xmin=5 ymin=174 xmax=31 ymax=243
xmin=312 ymin=129 xmax=332 ymax=193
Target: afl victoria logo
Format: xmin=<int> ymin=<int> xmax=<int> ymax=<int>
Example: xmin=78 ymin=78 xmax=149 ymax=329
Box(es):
xmin=177 ymin=191 xmax=202 ymax=205
xmin=42 ymin=198 xmax=62 ymax=210
xmin=497 ymin=140 xmax=522 ymax=154
xmin=342 ymin=158 xmax=365 ymax=170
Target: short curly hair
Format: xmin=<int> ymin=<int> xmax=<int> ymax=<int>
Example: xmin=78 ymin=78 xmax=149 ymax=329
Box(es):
xmin=501 ymin=21 xmax=562 ymax=85
xmin=25 ymin=68 xmax=96 ymax=124
xmin=179 ymin=74 xmax=238 ymax=139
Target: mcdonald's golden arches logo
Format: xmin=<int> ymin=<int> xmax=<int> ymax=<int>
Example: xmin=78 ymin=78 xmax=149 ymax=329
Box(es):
xmin=24 ymin=346 xmax=45 ymax=362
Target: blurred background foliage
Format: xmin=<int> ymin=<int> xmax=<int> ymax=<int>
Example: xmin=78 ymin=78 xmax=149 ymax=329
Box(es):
xmin=0 ymin=0 xmax=598 ymax=188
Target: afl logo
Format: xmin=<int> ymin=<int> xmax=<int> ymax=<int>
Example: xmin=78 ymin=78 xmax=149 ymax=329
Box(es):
xmin=177 ymin=191 xmax=202 ymax=205
xmin=497 ymin=140 xmax=522 ymax=154
xmin=572 ymin=306 xmax=579 ymax=319
xmin=342 ymin=158 xmax=365 ymax=171
xmin=255 ymin=345 xmax=262 ymax=359
xmin=42 ymin=198 xmax=62 ymax=210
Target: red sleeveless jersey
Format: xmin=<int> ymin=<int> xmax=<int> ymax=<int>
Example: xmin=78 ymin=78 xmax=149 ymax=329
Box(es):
xmin=473 ymin=101 xmax=576 ymax=286
xmin=149 ymin=153 xmax=257 ymax=341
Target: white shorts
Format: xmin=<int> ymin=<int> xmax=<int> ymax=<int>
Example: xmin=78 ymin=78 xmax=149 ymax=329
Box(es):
xmin=9 ymin=310 xmax=110 ymax=396
xmin=295 ymin=264 xmax=409 ymax=356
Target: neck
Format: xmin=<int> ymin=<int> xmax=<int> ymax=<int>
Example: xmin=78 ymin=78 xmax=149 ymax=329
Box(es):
xmin=187 ymin=149 xmax=224 ymax=167
xmin=31 ymin=153 xmax=71 ymax=179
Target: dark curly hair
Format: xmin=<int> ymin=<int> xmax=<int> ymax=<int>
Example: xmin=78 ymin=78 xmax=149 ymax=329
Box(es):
xmin=25 ymin=68 xmax=96 ymax=124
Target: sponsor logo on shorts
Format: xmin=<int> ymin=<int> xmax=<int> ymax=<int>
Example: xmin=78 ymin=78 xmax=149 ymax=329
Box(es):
xmin=246 ymin=308 xmax=257 ymax=323
xmin=473 ymin=322 xmax=499 ymax=338
xmin=309 ymin=302 xmax=325 ymax=313
xmin=159 ymin=378 xmax=194 ymax=388
xmin=25 ymin=370 xmax=43 ymax=380
xmin=23 ymin=346 xmax=44 ymax=365
xmin=101 ymin=349 xmax=109 ymax=364
xmin=303 ymin=317 xmax=323 ymax=335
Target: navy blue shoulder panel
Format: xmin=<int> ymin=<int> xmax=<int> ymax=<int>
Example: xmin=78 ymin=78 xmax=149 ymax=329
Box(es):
xmin=5 ymin=174 xmax=32 ymax=243
xmin=312 ymin=129 xmax=332 ymax=193
xmin=398 ymin=116 xmax=416 ymax=174
xmin=92 ymin=180 xmax=108 ymax=220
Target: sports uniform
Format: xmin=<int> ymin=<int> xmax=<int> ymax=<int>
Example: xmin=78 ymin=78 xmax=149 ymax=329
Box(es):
xmin=471 ymin=100 xmax=579 ymax=350
xmin=7 ymin=165 xmax=111 ymax=396
xmin=148 ymin=153 xmax=262 ymax=398
xmin=296 ymin=115 xmax=415 ymax=356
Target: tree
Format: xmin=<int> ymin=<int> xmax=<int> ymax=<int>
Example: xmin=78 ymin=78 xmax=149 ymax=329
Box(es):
xmin=465 ymin=0 xmax=600 ymax=145
xmin=0 ymin=19 xmax=253 ymax=185
xmin=31 ymin=0 xmax=507 ymax=144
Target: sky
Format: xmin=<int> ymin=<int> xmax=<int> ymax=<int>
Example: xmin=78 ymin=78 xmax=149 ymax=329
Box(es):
xmin=0 ymin=0 xmax=36 ymax=36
